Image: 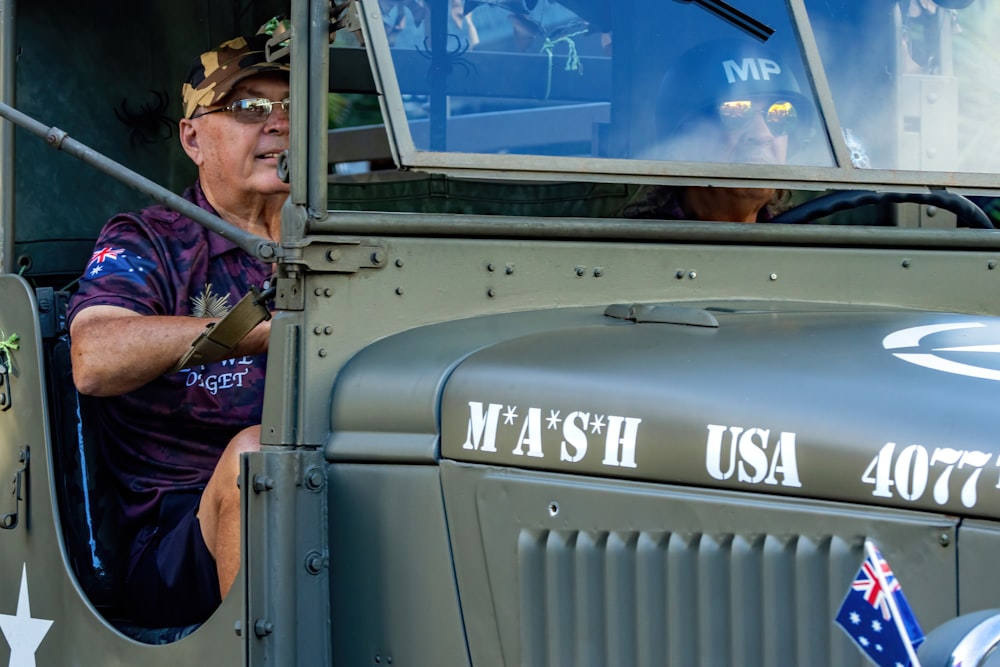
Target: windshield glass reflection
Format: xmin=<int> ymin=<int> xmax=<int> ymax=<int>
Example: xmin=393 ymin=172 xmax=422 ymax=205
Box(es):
xmin=807 ymin=0 xmax=1000 ymax=174
xmin=363 ymin=0 xmax=997 ymax=175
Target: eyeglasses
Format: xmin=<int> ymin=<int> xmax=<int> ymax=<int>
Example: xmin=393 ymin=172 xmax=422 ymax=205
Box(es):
xmin=192 ymin=98 xmax=290 ymax=124
xmin=717 ymin=99 xmax=799 ymax=136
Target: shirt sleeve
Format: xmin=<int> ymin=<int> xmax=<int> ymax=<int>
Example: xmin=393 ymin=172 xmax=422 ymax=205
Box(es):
xmin=67 ymin=214 xmax=173 ymax=325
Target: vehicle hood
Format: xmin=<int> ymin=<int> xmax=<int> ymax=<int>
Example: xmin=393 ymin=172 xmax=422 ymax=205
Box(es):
xmin=331 ymin=302 xmax=1000 ymax=518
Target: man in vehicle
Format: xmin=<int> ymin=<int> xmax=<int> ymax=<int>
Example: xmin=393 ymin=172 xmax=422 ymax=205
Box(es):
xmin=67 ymin=33 xmax=289 ymax=627
xmin=626 ymin=36 xmax=813 ymax=222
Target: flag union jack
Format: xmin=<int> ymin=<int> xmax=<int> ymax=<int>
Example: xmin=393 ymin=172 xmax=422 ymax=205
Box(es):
xmin=852 ymin=558 xmax=900 ymax=621
xmin=835 ymin=541 xmax=924 ymax=667
xmin=90 ymin=247 xmax=124 ymax=264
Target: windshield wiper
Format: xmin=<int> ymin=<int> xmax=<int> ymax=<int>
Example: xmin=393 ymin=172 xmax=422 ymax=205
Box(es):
xmin=677 ymin=0 xmax=774 ymax=41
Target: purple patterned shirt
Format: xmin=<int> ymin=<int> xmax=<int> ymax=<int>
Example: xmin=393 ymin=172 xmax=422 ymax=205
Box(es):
xmin=68 ymin=181 xmax=269 ymax=544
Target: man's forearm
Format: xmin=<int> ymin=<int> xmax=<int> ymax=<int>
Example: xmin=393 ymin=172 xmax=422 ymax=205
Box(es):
xmin=71 ymin=312 xmax=223 ymax=396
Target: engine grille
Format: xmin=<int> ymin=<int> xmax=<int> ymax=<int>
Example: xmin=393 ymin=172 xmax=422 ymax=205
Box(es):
xmin=514 ymin=530 xmax=866 ymax=667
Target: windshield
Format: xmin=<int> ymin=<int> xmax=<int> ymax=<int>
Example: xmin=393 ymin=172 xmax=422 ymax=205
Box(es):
xmin=808 ymin=0 xmax=995 ymax=174
xmin=351 ymin=0 xmax=1000 ymax=185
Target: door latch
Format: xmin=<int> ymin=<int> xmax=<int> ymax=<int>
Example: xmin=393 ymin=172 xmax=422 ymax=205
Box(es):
xmin=1 ymin=447 xmax=29 ymax=530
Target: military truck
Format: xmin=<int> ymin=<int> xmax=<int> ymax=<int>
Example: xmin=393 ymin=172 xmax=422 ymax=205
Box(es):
xmin=2 ymin=0 xmax=1000 ymax=664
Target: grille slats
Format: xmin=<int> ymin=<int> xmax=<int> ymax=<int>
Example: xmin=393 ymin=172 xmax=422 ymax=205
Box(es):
xmin=516 ymin=529 xmax=865 ymax=667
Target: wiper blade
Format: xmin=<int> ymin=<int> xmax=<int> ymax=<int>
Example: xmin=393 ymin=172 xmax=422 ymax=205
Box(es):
xmin=677 ymin=0 xmax=774 ymax=41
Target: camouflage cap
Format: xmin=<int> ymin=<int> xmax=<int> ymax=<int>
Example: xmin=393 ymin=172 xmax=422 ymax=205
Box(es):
xmin=181 ymin=34 xmax=290 ymax=119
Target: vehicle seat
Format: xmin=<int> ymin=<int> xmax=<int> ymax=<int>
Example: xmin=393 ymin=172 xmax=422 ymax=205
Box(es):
xmin=39 ymin=287 xmax=200 ymax=644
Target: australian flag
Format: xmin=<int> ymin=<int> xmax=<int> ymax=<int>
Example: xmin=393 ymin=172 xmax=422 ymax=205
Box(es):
xmin=84 ymin=246 xmax=157 ymax=284
xmin=835 ymin=540 xmax=925 ymax=667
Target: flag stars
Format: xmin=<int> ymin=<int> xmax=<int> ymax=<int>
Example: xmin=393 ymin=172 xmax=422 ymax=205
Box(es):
xmin=502 ymin=406 xmax=518 ymax=425
xmin=546 ymin=410 xmax=562 ymax=430
xmin=835 ymin=542 xmax=924 ymax=667
xmin=89 ymin=265 xmax=104 ymax=276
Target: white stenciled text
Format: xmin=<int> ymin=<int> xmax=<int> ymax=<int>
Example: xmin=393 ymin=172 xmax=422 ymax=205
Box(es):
xmin=705 ymin=423 xmax=802 ymax=488
xmin=462 ymin=401 xmax=642 ymax=469
xmin=862 ymin=442 xmax=995 ymax=508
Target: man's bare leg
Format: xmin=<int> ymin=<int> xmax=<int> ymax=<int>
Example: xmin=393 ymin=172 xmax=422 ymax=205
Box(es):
xmin=198 ymin=425 xmax=261 ymax=598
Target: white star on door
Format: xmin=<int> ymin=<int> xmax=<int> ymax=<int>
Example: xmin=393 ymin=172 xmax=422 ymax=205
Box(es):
xmin=0 ymin=564 xmax=53 ymax=667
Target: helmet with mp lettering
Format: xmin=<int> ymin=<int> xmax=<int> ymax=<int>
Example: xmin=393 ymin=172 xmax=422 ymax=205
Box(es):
xmin=653 ymin=37 xmax=815 ymax=146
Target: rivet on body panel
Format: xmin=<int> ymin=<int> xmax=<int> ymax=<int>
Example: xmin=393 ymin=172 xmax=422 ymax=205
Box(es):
xmin=304 ymin=550 xmax=328 ymax=574
xmin=304 ymin=467 xmax=325 ymax=491
xmin=252 ymin=474 xmax=274 ymax=493
xmin=254 ymin=620 xmax=274 ymax=637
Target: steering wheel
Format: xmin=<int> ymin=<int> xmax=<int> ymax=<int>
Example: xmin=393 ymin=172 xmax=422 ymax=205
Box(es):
xmin=770 ymin=190 xmax=996 ymax=229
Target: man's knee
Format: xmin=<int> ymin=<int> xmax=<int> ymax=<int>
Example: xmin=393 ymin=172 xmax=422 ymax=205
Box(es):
xmin=198 ymin=425 xmax=261 ymax=558
xmin=216 ymin=425 xmax=262 ymax=475
xmin=202 ymin=425 xmax=261 ymax=513
xmin=229 ymin=424 xmax=262 ymax=455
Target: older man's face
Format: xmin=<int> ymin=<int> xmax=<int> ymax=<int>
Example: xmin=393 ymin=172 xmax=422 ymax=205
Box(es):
xmin=186 ymin=73 xmax=291 ymax=200
xmin=655 ymin=96 xmax=794 ymax=166
xmin=709 ymin=98 xmax=790 ymax=165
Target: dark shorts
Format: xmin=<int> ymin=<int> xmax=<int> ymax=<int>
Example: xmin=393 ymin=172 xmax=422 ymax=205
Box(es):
xmin=123 ymin=491 xmax=222 ymax=627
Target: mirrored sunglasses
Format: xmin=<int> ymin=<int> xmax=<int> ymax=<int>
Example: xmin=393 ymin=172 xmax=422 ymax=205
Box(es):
xmin=717 ymin=99 xmax=799 ymax=136
xmin=193 ymin=97 xmax=290 ymax=124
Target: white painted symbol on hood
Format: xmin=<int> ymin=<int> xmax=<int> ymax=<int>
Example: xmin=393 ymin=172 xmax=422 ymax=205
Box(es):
xmin=0 ymin=564 xmax=53 ymax=667
xmin=883 ymin=322 xmax=1000 ymax=381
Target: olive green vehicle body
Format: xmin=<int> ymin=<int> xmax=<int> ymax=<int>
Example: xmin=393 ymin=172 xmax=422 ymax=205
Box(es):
xmin=2 ymin=0 xmax=1000 ymax=665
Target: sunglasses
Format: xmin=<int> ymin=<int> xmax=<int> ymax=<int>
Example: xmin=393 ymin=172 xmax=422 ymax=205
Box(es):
xmin=192 ymin=97 xmax=290 ymax=124
xmin=717 ymin=99 xmax=799 ymax=136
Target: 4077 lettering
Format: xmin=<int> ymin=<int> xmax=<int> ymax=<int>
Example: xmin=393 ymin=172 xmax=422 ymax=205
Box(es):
xmin=861 ymin=442 xmax=995 ymax=509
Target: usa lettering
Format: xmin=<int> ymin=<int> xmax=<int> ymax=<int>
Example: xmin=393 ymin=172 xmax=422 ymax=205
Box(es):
xmin=463 ymin=401 xmax=641 ymax=469
xmin=723 ymin=57 xmax=781 ymax=84
xmin=705 ymin=424 xmax=802 ymax=488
